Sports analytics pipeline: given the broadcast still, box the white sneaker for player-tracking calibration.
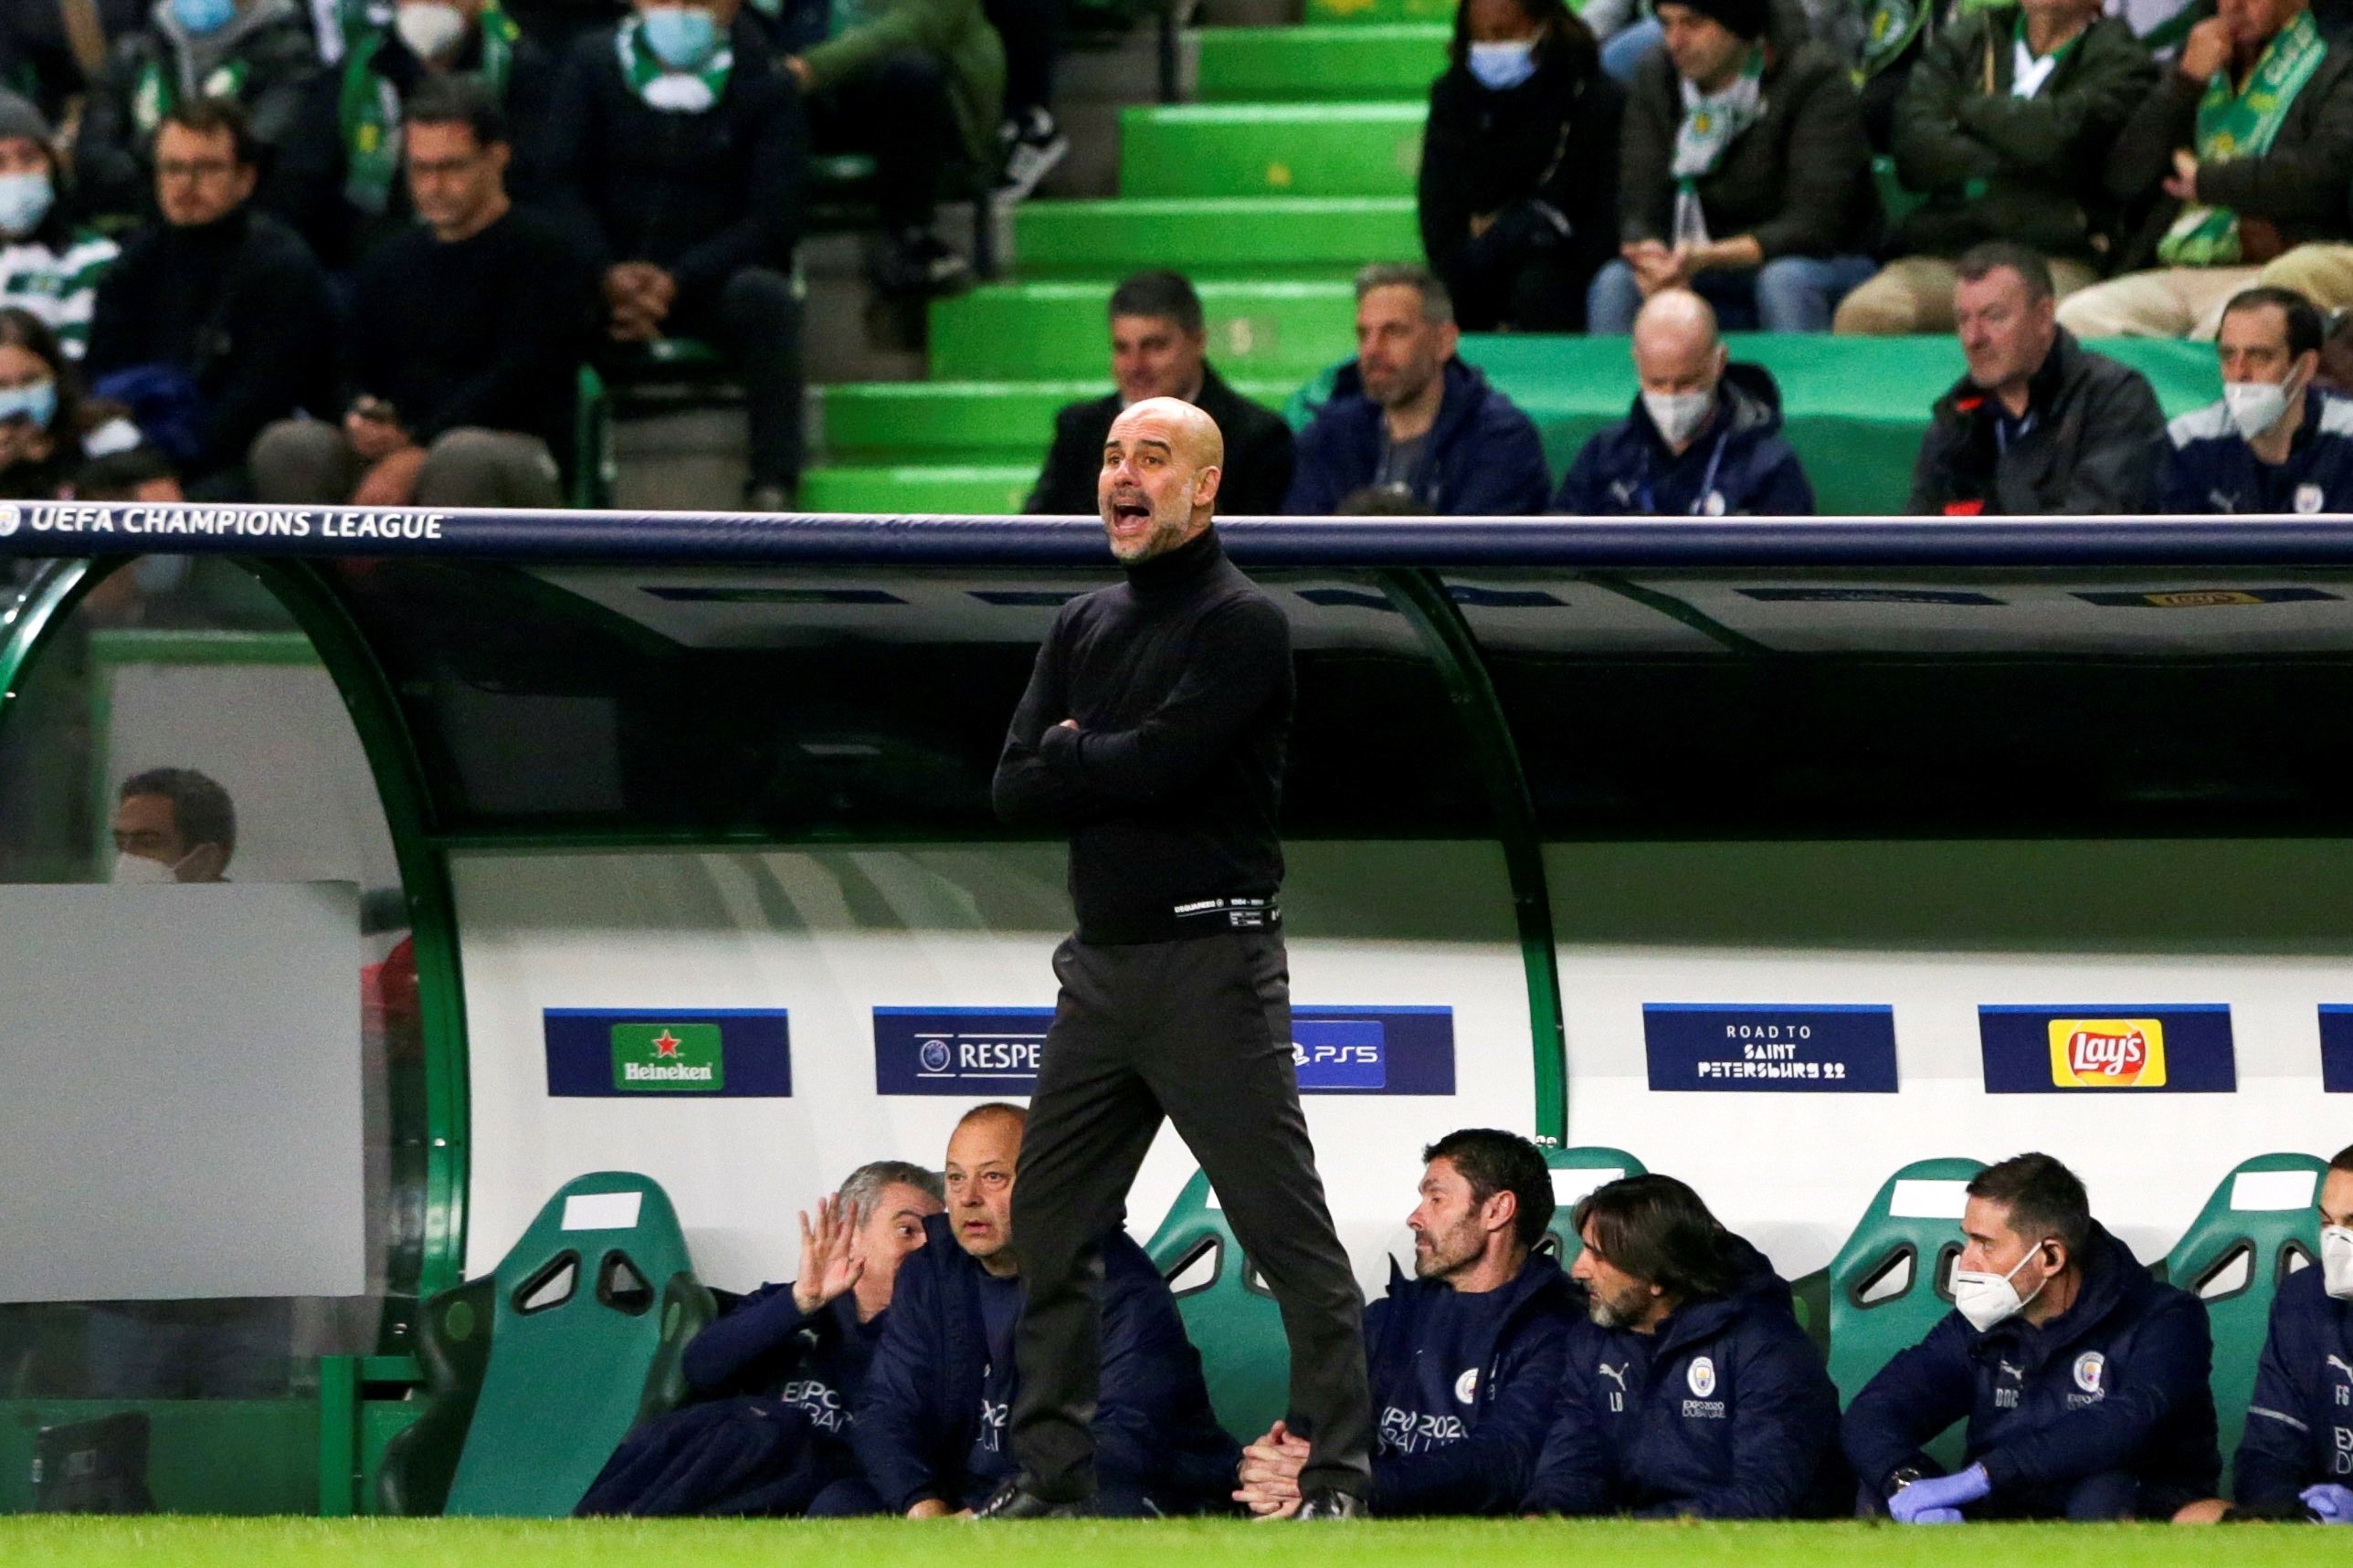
[996,109,1069,203]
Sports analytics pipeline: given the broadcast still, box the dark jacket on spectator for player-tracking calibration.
[1891,11,2157,263]
[1285,357,1551,516]
[1364,1251,1575,1516]
[2234,1257,2353,1507]
[345,205,586,474]
[1523,1234,1848,1518]
[1841,1222,2219,1519]
[2161,387,2353,512]
[1418,29,1622,328]
[1028,363,1295,516]
[2105,36,2353,273]
[542,17,808,301]
[852,1215,1238,1515]
[85,203,333,487]
[1907,327,2166,514]
[798,0,1004,171]
[76,0,326,225]
[577,1284,882,1516]
[1619,23,1878,259]
[1554,363,1814,515]
[0,0,147,121]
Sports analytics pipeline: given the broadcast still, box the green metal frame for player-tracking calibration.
[1377,569,1568,1145]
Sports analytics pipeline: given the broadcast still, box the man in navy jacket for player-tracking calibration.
[1283,264,1550,516]
[2162,289,2353,516]
[1523,1173,1846,1518]
[841,1102,1239,1518]
[577,1161,944,1516]
[1554,289,1813,517]
[1843,1152,2219,1521]
[1234,1129,1575,1517]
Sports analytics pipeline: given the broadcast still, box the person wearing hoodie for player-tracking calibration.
[1284,263,1551,516]
[1234,1129,1575,1518]
[1843,1152,2220,1522]
[1417,0,1622,332]
[1554,288,1811,515]
[75,0,328,225]
[1522,1173,1848,1519]
[836,1103,1240,1519]
[575,1162,945,1516]
[0,91,119,363]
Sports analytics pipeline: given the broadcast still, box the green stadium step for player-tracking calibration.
[1014,197,1419,279]
[1196,24,1447,102]
[820,378,1298,462]
[800,463,1040,514]
[1303,0,1455,23]
[1121,103,1425,199]
[930,279,1357,382]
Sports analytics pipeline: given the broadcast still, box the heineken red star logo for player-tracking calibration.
[651,1030,683,1058]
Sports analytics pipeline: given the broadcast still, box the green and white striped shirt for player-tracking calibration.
[0,231,121,362]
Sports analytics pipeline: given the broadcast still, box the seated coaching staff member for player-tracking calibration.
[1842,1152,2219,1522]
[1522,1173,1846,1519]
[989,397,1373,1518]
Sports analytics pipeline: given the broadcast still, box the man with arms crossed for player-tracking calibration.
[987,396,1372,1517]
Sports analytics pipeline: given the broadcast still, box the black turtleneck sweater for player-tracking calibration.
[991,527,1294,945]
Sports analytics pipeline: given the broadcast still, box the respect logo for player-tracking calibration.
[2046,1018,2167,1088]
[612,1023,724,1091]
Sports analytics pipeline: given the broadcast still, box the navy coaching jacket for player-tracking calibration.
[2160,389,2353,515]
[1522,1235,1847,1518]
[1283,357,1552,516]
[2235,1262,2353,1506]
[1841,1222,2219,1514]
[850,1214,1238,1514]
[1553,364,1816,517]
[1364,1249,1575,1514]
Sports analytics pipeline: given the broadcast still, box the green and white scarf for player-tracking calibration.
[2159,9,2327,266]
[1858,0,1928,79]
[340,3,519,216]
[133,58,248,139]
[2010,12,2081,98]
[616,17,734,115]
[1671,48,1763,248]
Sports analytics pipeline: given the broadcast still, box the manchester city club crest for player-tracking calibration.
[1687,1355,1716,1397]
[1454,1368,1479,1405]
[2073,1351,2105,1394]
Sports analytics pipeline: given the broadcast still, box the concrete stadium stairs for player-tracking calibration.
[801,9,1447,514]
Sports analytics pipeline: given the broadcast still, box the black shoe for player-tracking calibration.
[972,1478,1090,1520]
[874,228,974,299]
[1293,1490,1367,1521]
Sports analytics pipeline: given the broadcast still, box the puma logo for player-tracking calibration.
[1598,1363,1629,1393]
[2328,1355,2353,1382]
[1609,481,1637,506]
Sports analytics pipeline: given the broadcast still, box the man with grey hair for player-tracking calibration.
[575,1160,945,1516]
[1283,262,1550,515]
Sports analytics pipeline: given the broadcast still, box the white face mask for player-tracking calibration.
[2323,1225,2353,1300]
[2223,377,2295,441]
[395,0,470,59]
[1468,38,1539,91]
[111,850,186,885]
[1642,387,1715,448]
[1952,1239,2052,1333]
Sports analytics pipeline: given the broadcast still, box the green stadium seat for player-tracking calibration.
[1538,1145,1648,1266]
[1146,1168,1289,1442]
[1014,197,1419,279]
[376,1173,714,1517]
[930,279,1356,383]
[1823,1157,1983,1467]
[818,378,1297,463]
[1196,25,1447,103]
[799,463,1039,514]
[572,364,614,510]
[2162,1153,2328,1494]
[1119,104,1425,199]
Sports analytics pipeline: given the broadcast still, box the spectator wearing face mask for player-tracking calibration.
[2160,286,2353,513]
[0,91,119,363]
[1842,1152,2219,1522]
[75,0,328,226]
[0,307,84,500]
[1419,0,1621,332]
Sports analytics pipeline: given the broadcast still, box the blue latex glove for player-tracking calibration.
[1891,1464,1991,1524]
[2303,1483,2353,1523]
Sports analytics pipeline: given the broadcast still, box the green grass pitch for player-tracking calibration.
[0,1518,2342,1567]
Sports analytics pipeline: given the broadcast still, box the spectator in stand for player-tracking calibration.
[1419,0,1622,331]
[0,92,120,363]
[2159,286,2353,510]
[1286,264,1550,516]
[86,99,335,500]
[544,0,808,509]
[309,0,558,268]
[1027,269,1293,517]
[2059,0,2353,339]
[0,308,85,500]
[250,78,582,508]
[1833,0,2154,334]
[780,0,1001,296]
[1590,0,1880,334]
[0,1,148,122]
[1852,0,1951,151]
[76,0,327,225]
[1556,289,1812,516]
[1908,241,2165,513]
[986,0,1065,202]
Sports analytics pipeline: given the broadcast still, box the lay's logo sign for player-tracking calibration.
[2047,1019,2167,1088]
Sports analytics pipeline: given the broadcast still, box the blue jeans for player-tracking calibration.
[1587,253,1878,334]
[1601,17,1661,80]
